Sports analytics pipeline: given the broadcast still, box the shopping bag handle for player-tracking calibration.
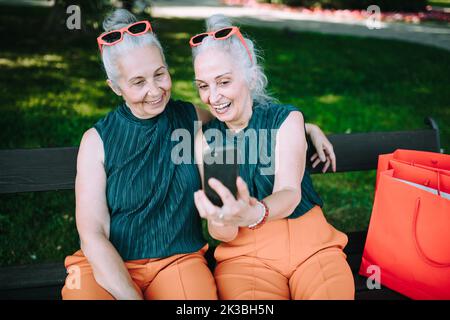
[393,158,449,176]
[413,198,450,268]
[392,159,443,196]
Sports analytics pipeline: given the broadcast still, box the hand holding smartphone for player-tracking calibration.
[203,146,239,207]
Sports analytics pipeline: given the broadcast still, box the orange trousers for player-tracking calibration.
[61,244,218,300]
[214,206,355,300]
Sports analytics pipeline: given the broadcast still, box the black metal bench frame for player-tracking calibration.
[0,118,442,300]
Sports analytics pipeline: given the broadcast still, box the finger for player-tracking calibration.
[323,144,336,172]
[330,153,337,172]
[312,158,321,168]
[194,192,208,219]
[249,196,258,206]
[217,205,231,221]
[310,153,318,162]
[210,219,226,228]
[322,159,331,173]
[316,147,326,162]
[197,190,219,217]
[236,176,250,203]
[208,178,236,206]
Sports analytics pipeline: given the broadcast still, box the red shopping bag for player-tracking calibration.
[359,160,450,300]
[376,149,450,190]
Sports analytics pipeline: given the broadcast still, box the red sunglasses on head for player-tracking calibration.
[97,20,153,53]
[189,26,253,63]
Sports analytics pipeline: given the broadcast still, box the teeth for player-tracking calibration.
[147,96,162,105]
[213,102,231,115]
[213,102,230,110]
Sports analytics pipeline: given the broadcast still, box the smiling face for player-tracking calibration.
[194,48,253,130]
[109,45,172,119]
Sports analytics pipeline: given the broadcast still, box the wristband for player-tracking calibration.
[248,200,269,230]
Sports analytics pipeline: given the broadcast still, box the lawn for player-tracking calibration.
[428,0,450,7]
[0,5,449,266]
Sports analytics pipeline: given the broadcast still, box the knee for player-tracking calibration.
[291,251,355,300]
[311,271,355,300]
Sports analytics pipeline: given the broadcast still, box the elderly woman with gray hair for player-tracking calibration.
[61,9,336,300]
[192,15,355,300]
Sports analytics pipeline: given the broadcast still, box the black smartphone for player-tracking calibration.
[203,145,239,207]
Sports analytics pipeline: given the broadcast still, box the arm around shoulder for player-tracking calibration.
[259,111,306,222]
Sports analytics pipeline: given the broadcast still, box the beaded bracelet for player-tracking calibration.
[248,200,269,230]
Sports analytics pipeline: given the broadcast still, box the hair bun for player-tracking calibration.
[102,9,138,32]
[206,14,232,32]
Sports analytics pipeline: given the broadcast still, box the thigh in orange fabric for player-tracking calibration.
[289,207,348,253]
[62,250,144,300]
[215,256,290,300]
[61,251,115,300]
[289,249,354,300]
[144,252,217,300]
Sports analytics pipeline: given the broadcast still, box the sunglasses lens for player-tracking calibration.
[215,28,233,39]
[192,34,208,45]
[102,31,121,43]
[128,22,148,34]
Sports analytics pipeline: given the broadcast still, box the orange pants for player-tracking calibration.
[61,244,218,300]
[214,206,355,300]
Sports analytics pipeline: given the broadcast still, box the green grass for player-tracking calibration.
[428,0,450,7]
[0,6,449,266]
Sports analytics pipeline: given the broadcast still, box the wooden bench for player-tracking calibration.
[0,117,442,300]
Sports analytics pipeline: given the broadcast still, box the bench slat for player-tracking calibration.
[0,127,440,194]
[0,286,62,300]
[0,262,66,291]
[353,275,408,300]
[307,129,440,174]
[344,231,367,255]
[0,147,78,194]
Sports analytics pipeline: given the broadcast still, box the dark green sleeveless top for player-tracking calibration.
[94,99,205,260]
[202,102,323,219]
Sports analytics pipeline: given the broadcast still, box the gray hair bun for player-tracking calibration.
[103,9,138,32]
[206,14,233,32]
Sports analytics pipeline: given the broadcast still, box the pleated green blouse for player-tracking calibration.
[202,102,323,219]
[94,99,205,260]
